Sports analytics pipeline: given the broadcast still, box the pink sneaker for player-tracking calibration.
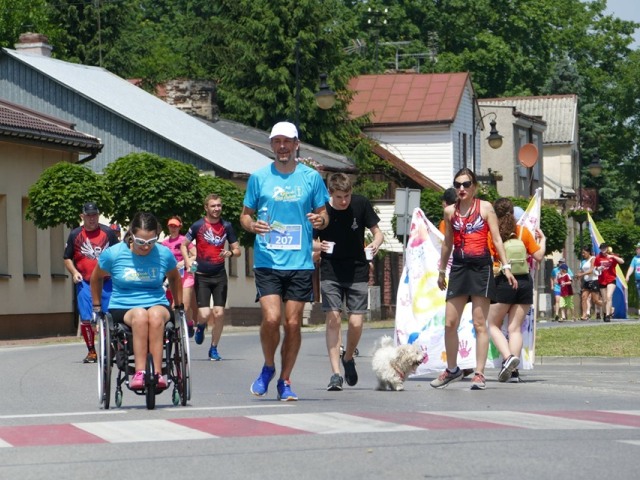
[156,374,167,390]
[130,370,145,389]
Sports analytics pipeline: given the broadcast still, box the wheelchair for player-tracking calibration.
[96,309,191,410]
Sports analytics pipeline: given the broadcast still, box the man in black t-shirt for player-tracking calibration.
[313,173,384,391]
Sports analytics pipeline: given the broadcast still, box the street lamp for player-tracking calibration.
[472,108,503,171]
[486,118,504,149]
[314,73,336,110]
[577,152,602,251]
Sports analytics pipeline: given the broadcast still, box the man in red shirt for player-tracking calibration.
[181,194,241,361]
[63,202,119,362]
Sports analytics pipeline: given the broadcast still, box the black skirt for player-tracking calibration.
[446,256,496,302]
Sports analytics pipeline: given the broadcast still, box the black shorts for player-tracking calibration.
[494,273,533,305]
[582,279,600,292]
[254,268,313,302]
[109,305,173,324]
[194,270,228,308]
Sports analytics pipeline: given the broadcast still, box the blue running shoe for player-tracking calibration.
[276,379,298,401]
[250,365,275,396]
[208,345,222,361]
[194,323,205,345]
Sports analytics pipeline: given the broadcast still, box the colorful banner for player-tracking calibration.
[587,213,628,318]
[395,190,541,375]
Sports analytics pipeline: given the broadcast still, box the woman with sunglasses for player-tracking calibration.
[91,212,183,390]
[431,168,517,391]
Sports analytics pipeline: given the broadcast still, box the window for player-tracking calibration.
[50,224,67,277]
[0,195,8,276]
[22,197,39,277]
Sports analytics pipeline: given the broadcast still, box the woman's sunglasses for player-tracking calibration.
[132,235,158,246]
[453,180,473,189]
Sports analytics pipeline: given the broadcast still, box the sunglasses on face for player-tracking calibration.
[453,180,473,189]
[132,235,158,246]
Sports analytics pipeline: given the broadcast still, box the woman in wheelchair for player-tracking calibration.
[91,211,182,390]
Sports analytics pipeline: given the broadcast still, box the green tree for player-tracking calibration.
[103,152,201,227]
[0,0,53,48]
[26,162,113,228]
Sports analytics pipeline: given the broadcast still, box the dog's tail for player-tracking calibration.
[373,335,395,353]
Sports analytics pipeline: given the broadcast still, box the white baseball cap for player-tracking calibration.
[269,121,298,139]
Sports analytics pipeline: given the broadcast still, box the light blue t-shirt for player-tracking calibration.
[630,255,640,281]
[98,242,177,309]
[244,162,329,270]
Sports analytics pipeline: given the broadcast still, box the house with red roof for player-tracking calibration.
[349,72,485,189]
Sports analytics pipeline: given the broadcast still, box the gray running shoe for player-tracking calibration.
[327,373,343,391]
[430,367,463,388]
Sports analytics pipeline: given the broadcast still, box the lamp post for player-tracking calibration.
[366,6,388,71]
[577,152,603,252]
[472,108,503,172]
[294,39,337,156]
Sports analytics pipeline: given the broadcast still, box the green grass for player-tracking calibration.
[536,324,640,357]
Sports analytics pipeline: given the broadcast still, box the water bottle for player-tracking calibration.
[257,207,270,244]
[190,261,198,274]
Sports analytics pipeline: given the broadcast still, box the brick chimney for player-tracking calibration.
[15,32,53,57]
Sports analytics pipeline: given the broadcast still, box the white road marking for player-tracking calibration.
[431,411,634,430]
[249,412,423,434]
[73,419,215,443]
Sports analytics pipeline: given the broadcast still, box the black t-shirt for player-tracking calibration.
[314,194,380,282]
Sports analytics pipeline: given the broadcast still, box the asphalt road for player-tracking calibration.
[1,324,639,479]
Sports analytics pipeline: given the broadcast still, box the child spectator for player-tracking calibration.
[557,264,574,321]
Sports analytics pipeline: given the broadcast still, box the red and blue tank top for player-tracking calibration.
[451,198,491,260]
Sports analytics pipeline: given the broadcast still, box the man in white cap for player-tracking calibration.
[240,121,329,401]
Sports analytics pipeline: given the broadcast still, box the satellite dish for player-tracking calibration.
[518,143,538,168]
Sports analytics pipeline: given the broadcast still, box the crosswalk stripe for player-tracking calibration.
[248,412,424,434]
[432,411,634,430]
[0,409,638,448]
[73,419,216,443]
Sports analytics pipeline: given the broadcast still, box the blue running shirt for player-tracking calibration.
[244,162,329,270]
[98,242,177,309]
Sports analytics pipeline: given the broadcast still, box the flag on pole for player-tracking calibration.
[587,213,628,318]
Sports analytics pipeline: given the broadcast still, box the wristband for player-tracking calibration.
[501,264,512,271]
[438,269,446,275]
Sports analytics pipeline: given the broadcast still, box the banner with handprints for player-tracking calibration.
[395,193,541,375]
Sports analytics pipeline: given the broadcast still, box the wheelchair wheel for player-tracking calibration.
[145,353,156,410]
[97,314,112,410]
[175,311,191,405]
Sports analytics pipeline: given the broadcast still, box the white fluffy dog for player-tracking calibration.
[372,336,425,391]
